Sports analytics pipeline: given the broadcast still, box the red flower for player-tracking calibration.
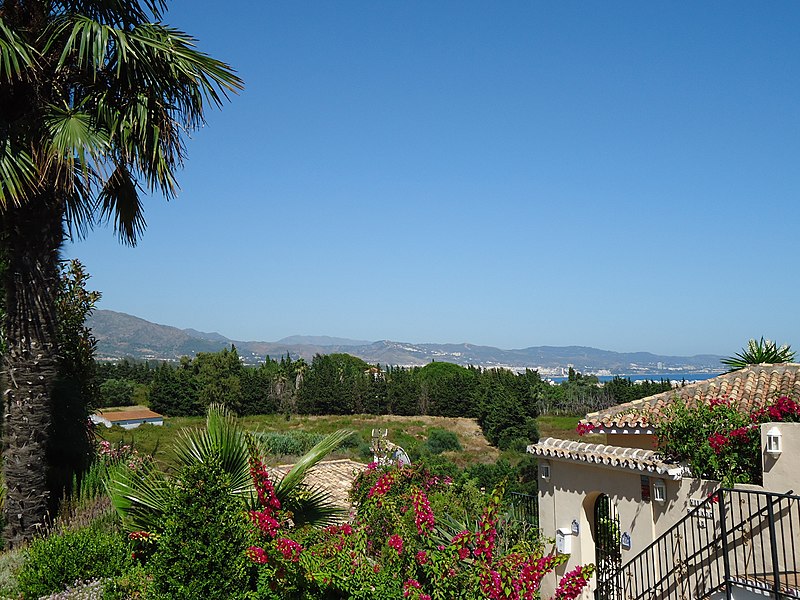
[388,534,404,554]
[708,433,728,453]
[246,545,269,565]
[275,537,303,562]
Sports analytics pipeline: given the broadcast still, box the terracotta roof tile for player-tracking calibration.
[528,437,686,479]
[271,459,367,512]
[94,408,164,421]
[583,363,800,430]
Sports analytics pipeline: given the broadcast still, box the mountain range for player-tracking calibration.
[87,309,725,375]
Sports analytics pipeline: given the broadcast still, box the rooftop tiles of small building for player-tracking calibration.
[582,363,800,430]
[528,437,686,479]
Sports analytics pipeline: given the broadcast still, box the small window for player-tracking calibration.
[540,462,551,480]
[653,479,667,503]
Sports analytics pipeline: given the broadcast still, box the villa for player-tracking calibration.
[528,363,800,599]
[91,407,165,430]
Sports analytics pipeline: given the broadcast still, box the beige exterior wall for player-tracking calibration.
[537,458,717,598]
[761,422,800,493]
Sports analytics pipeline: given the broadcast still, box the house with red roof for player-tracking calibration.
[91,407,165,430]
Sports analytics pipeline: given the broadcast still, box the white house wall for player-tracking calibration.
[537,459,717,598]
[761,422,800,494]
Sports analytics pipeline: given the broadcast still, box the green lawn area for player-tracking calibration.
[95,411,504,470]
[95,410,591,471]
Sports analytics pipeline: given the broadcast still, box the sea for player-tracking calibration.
[547,372,723,384]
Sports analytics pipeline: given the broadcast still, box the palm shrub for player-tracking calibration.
[109,404,351,532]
[721,338,796,371]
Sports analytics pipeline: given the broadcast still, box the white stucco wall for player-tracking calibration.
[537,458,718,598]
[761,422,800,494]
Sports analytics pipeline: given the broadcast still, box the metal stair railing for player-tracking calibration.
[616,488,799,600]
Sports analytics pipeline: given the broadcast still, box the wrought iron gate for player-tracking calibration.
[594,494,622,600]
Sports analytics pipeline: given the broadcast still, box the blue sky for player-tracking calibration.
[65,1,800,356]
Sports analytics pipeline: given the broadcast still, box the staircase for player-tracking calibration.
[614,489,800,600]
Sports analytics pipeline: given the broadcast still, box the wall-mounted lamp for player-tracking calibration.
[766,426,782,458]
[653,479,666,503]
[540,461,551,481]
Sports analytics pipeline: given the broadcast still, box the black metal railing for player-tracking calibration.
[617,488,800,600]
[508,491,539,526]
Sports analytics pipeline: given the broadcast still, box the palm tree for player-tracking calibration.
[109,405,352,533]
[721,338,796,372]
[0,1,242,546]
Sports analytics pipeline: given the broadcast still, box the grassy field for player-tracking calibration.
[96,409,586,471]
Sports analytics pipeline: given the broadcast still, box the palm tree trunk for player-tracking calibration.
[1,196,63,548]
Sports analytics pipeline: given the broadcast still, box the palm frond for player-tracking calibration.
[0,18,37,81]
[284,484,345,528]
[126,23,243,109]
[43,104,109,179]
[721,337,796,371]
[52,0,167,30]
[106,462,171,532]
[0,139,38,208]
[172,404,253,497]
[96,164,146,245]
[275,429,354,502]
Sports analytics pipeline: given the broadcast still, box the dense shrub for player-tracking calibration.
[257,430,324,456]
[147,455,252,599]
[16,522,130,598]
[424,428,463,454]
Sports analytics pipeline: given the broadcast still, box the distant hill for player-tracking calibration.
[87,309,724,374]
[276,335,372,347]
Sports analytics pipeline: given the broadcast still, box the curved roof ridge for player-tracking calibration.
[527,437,683,479]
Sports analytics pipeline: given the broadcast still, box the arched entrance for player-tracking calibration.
[593,494,622,600]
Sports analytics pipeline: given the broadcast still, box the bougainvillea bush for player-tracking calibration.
[98,438,593,599]
[242,459,593,600]
[654,395,799,486]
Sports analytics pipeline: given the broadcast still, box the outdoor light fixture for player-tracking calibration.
[540,461,551,481]
[766,426,782,458]
[653,479,666,503]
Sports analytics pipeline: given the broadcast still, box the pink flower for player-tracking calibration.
[368,472,396,498]
[388,534,404,554]
[416,550,428,565]
[246,545,268,565]
[411,488,435,535]
[403,578,421,597]
[709,397,729,408]
[275,537,302,562]
[249,510,280,537]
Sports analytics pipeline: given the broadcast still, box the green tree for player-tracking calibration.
[49,259,102,511]
[148,455,251,600]
[0,0,241,545]
[149,361,200,416]
[98,378,136,407]
[416,361,478,417]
